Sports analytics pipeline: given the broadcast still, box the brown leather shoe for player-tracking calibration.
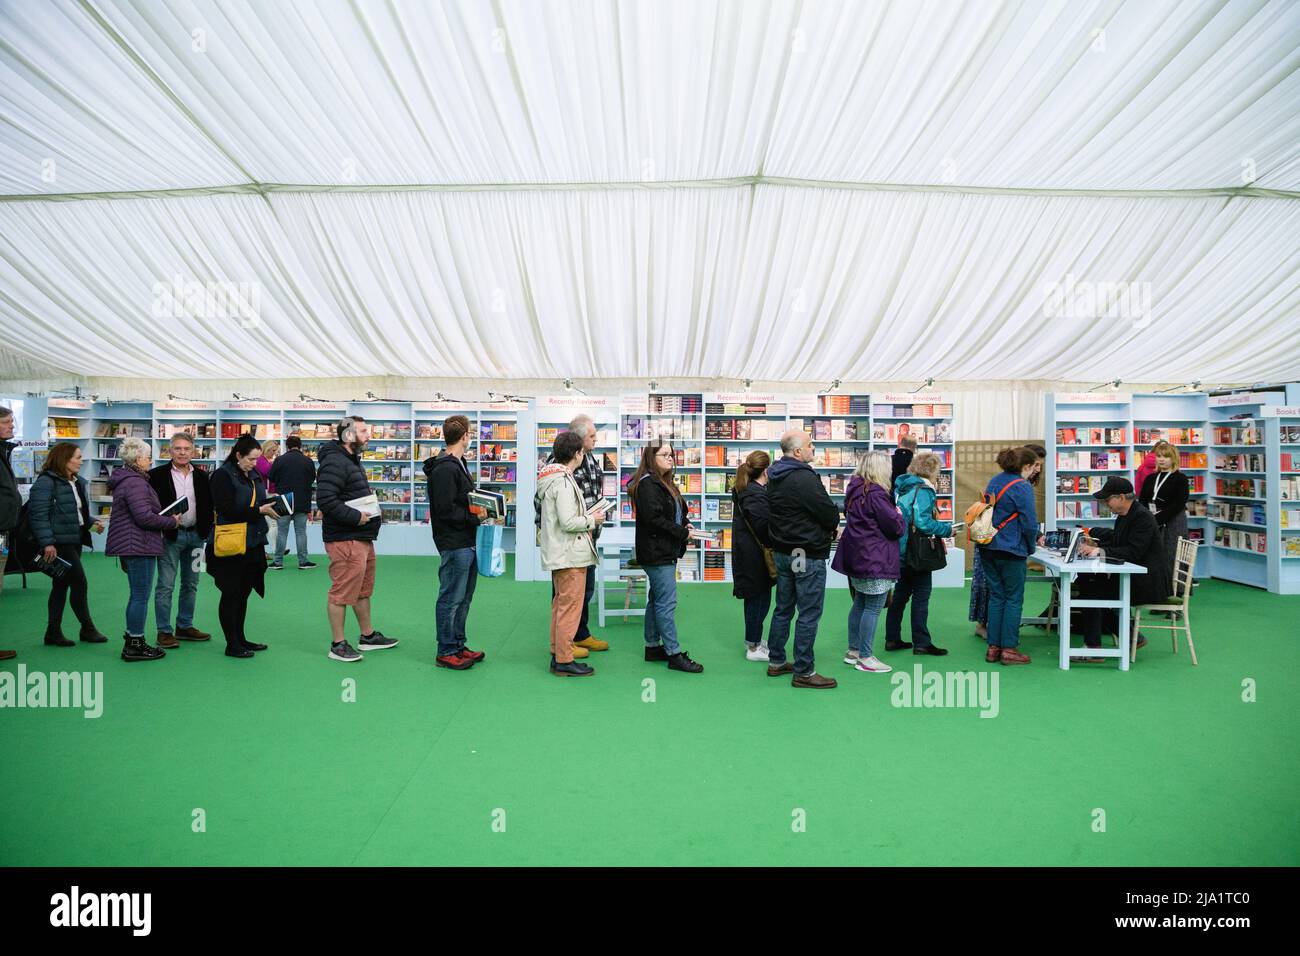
[0,649,15,660]
[157,632,181,649]
[985,645,1002,663]
[766,661,793,677]
[175,627,211,642]
[792,672,837,689]
[1000,647,1031,665]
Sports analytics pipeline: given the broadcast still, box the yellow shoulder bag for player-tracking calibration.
[213,475,256,558]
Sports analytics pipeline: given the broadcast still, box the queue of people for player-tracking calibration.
[0,406,1181,677]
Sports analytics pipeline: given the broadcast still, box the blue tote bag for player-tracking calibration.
[476,523,506,577]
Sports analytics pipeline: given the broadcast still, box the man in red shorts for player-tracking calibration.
[316,415,397,661]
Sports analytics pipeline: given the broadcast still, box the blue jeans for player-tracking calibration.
[156,529,203,633]
[767,552,826,676]
[274,512,310,565]
[885,566,933,648]
[642,563,681,656]
[435,547,478,657]
[982,549,1027,649]
[121,556,157,637]
[743,590,772,646]
[848,587,888,657]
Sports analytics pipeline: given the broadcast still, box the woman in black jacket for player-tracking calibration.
[29,443,107,646]
[206,435,280,658]
[731,450,773,662]
[629,441,702,673]
[1139,441,1190,587]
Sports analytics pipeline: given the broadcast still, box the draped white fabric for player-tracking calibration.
[0,0,1298,403]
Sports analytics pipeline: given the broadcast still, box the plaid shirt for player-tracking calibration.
[535,450,603,540]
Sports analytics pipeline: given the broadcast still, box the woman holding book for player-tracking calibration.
[105,437,182,661]
[256,439,280,562]
[630,440,703,673]
[206,434,280,658]
[537,430,604,677]
[1139,441,1189,585]
[731,450,773,661]
[832,450,904,673]
[28,442,107,647]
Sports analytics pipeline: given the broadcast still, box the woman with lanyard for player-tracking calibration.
[1138,440,1189,591]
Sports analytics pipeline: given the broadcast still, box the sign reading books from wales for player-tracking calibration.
[156,400,213,410]
[47,400,92,410]
[1260,407,1300,418]
[225,401,280,411]
[287,402,344,411]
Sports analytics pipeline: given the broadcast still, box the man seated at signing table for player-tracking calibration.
[1074,476,1172,663]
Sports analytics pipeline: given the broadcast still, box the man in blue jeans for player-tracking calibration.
[765,430,841,688]
[148,433,213,647]
[424,414,488,670]
[268,434,318,569]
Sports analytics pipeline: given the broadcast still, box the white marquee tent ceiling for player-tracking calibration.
[0,0,1298,385]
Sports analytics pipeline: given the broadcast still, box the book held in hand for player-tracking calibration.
[468,489,506,521]
[159,495,189,517]
[269,491,294,517]
[345,494,382,517]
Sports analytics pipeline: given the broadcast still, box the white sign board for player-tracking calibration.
[881,392,952,404]
[1056,392,1129,404]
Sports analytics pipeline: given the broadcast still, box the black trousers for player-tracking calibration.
[215,560,262,649]
[1077,573,1120,648]
[47,543,92,634]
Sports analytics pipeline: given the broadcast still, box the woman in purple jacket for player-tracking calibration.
[105,437,181,661]
[831,451,905,674]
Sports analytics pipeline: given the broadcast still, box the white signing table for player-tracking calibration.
[1031,549,1147,671]
[595,527,647,628]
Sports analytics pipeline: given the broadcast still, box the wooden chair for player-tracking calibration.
[1132,538,1199,665]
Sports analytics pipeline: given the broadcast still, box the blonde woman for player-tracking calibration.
[1139,440,1189,585]
[831,451,904,673]
[885,451,954,655]
[256,439,280,559]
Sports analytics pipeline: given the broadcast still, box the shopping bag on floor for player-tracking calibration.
[476,523,505,577]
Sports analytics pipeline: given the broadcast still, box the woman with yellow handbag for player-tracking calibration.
[206,434,281,658]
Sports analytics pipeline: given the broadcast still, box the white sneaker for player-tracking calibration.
[854,656,892,673]
[745,643,770,662]
[843,650,861,666]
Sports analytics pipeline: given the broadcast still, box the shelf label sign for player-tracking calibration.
[705,392,782,404]
[1261,406,1300,417]
[413,401,476,412]
[287,402,344,411]
[482,401,526,412]
[225,401,280,411]
[619,394,649,415]
[157,400,213,410]
[1057,392,1129,403]
[1210,392,1270,408]
[540,395,614,413]
[881,393,951,404]
[47,400,91,410]
[787,395,818,416]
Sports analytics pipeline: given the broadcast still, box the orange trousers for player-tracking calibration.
[550,567,588,663]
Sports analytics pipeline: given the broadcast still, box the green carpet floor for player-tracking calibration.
[1,553,1296,867]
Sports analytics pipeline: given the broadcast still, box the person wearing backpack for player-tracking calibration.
[886,452,954,655]
[977,447,1042,665]
[731,450,774,662]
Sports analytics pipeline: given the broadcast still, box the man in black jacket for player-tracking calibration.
[148,432,213,647]
[890,435,916,502]
[765,429,841,689]
[317,416,395,662]
[0,405,21,659]
[1076,476,1170,660]
[268,434,318,569]
[424,414,487,670]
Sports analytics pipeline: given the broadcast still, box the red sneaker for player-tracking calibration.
[458,647,486,663]
[436,653,474,670]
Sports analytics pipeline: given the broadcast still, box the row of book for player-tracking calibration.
[1215,478,1265,499]
[872,423,953,443]
[1283,425,1300,443]
[1135,427,1204,445]
[622,417,702,440]
[477,444,518,462]
[49,418,82,438]
[375,487,412,504]
[1212,425,1260,446]
[1178,452,1208,468]
[1057,427,1127,445]
[873,403,953,418]
[705,473,736,494]
[703,499,736,522]
[1286,537,1300,557]
[820,395,871,415]
[364,465,412,482]
[1057,451,1127,470]
[1283,453,1298,471]
[648,395,703,414]
[95,422,151,438]
[1213,527,1266,553]
[704,403,786,416]
[158,443,214,460]
[705,418,786,440]
[1282,477,1300,500]
[360,445,416,460]
[1056,501,1114,519]
[480,465,517,483]
[1209,501,1265,526]
[94,440,147,458]
[620,445,703,467]
[479,422,517,441]
[705,446,777,467]
[158,422,219,439]
[537,427,619,447]
[1214,453,1265,472]
[219,422,282,439]
[703,550,728,581]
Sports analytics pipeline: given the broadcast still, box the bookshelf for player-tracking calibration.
[1045,392,1132,532]
[1265,407,1300,593]
[1130,393,1209,554]
[701,392,792,583]
[475,403,522,533]
[869,392,962,588]
[153,400,219,473]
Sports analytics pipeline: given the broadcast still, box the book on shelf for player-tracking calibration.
[936,472,953,495]
[718,500,734,521]
[1281,476,1300,501]
[1213,526,1266,552]
[1212,425,1260,446]
[50,418,81,438]
[1136,427,1204,445]
[1215,477,1265,498]
[934,499,953,521]
[1284,425,1300,443]
[1213,453,1265,472]
[1209,501,1265,525]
